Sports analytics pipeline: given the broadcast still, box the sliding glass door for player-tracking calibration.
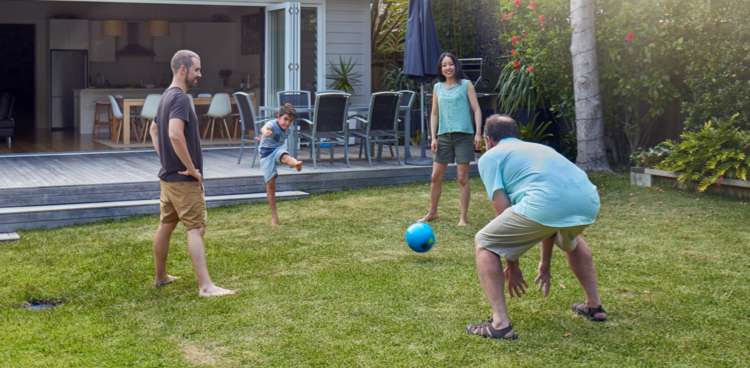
[265,2,320,107]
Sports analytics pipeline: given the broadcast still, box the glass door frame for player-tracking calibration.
[264,2,325,107]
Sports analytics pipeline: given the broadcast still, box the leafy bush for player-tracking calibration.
[380,62,421,108]
[432,0,480,58]
[656,114,750,191]
[495,0,574,122]
[517,112,553,145]
[681,0,750,131]
[560,129,577,162]
[596,0,687,157]
[629,143,673,168]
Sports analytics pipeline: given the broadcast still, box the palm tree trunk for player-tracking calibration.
[570,0,612,173]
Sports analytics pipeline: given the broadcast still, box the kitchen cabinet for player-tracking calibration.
[89,21,116,62]
[49,19,89,50]
[153,23,182,62]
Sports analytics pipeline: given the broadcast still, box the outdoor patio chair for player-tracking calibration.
[350,92,403,166]
[233,92,273,167]
[140,94,162,144]
[276,90,312,125]
[315,90,345,97]
[296,92,351,169]
[0,92,15,149]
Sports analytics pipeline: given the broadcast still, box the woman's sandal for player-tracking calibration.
[572,303,607,322]
[466,317,518,340]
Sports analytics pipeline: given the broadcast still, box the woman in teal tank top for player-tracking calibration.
[418,53,483,226]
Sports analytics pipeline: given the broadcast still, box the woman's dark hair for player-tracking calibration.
[484,114,519,142]
[436,52,463,82]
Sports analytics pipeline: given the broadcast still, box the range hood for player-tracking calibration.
[117,22,155,57]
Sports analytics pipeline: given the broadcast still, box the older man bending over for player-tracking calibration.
[467,114,606,340]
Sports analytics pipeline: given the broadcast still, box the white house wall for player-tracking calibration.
[325,0,371,105]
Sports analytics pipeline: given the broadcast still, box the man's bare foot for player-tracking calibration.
[271,214,279,226]
[199,285,237,297]
[417,213,439,222]
[458,218,468,227]
[154,275,181,286]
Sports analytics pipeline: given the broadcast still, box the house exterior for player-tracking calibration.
[0,0,371,143]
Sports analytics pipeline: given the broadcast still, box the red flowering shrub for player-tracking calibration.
[495,0,573,121]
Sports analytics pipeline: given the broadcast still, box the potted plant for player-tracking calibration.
[326,56,362,94]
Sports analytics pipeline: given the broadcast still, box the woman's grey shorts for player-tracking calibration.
[475,208,590,261]
[434,132,475,164]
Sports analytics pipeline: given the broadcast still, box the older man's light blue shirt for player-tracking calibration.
[478,137,600,227]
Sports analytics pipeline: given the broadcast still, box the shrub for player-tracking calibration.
[656,114,750,191]
[629,143,673,168]
[495,0,574,122]
[681,0,750,131]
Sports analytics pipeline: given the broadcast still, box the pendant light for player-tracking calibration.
[148,20,170,37]
[101,20,123,36]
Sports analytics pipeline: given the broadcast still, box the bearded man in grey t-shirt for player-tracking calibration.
[148,50,235,297]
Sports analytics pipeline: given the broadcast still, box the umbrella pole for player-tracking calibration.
[405,83,433,165]
[420,83,426,157]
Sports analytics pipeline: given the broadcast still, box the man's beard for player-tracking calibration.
[184,75,198,88]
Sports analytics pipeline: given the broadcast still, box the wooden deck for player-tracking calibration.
[0,145,478,232]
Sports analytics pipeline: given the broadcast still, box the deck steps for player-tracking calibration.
[0,147,476,233]
[0,191,309,232]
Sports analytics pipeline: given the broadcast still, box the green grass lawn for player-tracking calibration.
[1,173,749,367]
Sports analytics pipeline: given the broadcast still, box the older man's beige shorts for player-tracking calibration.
[160,180,207,230]
[475,208,589,261]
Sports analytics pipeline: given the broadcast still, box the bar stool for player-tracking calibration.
[93,100,114,139]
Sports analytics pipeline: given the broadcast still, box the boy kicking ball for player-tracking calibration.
[258,103,303,226]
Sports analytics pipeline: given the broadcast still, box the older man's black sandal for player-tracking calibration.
[466,317,518,340]
[572,303,607,322]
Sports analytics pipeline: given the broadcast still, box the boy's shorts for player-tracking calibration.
[260,145,289,183]
[434,132,475,164]
[475,208,590,261]
[160,180,207,230]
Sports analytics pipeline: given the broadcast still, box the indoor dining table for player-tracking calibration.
[120,96,247,145]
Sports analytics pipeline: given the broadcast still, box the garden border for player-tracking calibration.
[630,167,750,198]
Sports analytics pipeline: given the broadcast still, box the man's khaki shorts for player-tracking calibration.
[434,132,475,164]
[475,208,589,261]
[160,180,207,230]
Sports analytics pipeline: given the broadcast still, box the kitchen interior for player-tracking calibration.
[0,0,268,153]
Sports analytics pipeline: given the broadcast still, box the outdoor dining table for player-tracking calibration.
[120,97,237,145]
[258,105,412,159]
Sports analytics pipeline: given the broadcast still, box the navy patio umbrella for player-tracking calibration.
[403,0,442,165]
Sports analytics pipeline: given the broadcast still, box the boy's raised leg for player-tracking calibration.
[280,153,302,171]
[267,176,279,226]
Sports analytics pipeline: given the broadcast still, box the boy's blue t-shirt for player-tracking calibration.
[259,119,291,158]
[478,137,600,227]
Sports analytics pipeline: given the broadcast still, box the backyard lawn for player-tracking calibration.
[1,173,748,367]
